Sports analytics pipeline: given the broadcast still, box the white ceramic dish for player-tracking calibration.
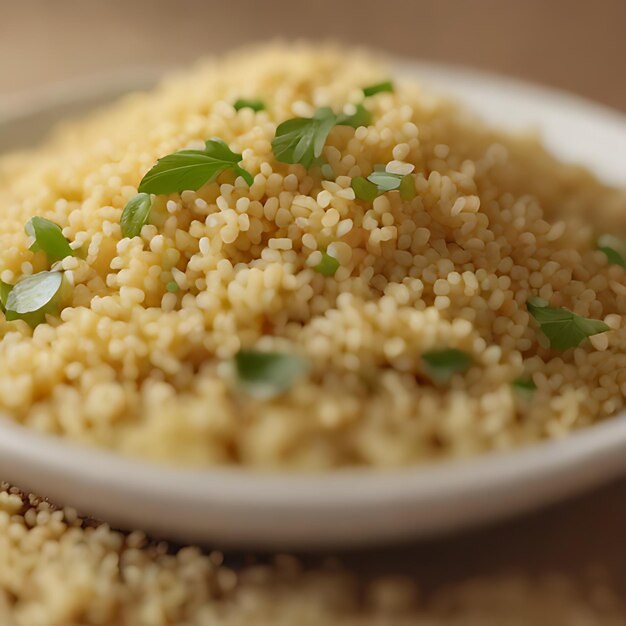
[0,61,624,549]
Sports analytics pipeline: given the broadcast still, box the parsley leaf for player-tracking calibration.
[422,348,473,383]
[25,217,74,263]
[512,376,537,394]
[234,349,309,399]
[398,174,417,201]
[138,138,253,194]
[362,81,394,97]
[233,98,266,112]
[4,271,63,327]
[597,234,626,268]
[272,103,374,168]
[336,103,372,128]
[120,193,152,239]
[0,281,11,313]
[352,169,416,201]
[526,297,609,351]
[272,107,337,168]
[314,251,340,276]
[367,171,406,191]
[351,176,379,201]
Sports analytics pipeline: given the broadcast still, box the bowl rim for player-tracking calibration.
[0,408,625,508]
[0,58,625,544]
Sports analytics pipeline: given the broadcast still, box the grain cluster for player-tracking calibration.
[0,44,625,467]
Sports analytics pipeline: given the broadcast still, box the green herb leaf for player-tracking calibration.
[165,280,179,293]
[4,271,63,327]
[512,376,537,393]
[120,193,152,239]
[233,98,266,112]
[526,297,609,351]
[367,171,404,191]
[336,103,372,128]
[362,80,394,97]
[597,234,626,268]
[272,104,373,167]
[351,176,380,201]
[234,349,309,399]
[422,348,473,383]
[272,108,337,167]
[398,173,417,201]
[138,138,254,194]
[314,251,340,276]
[0,281,12,313]
[25,217,74,263]
[352,168,415,201]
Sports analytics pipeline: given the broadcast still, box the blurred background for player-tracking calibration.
[3,0,626,112]
[2,0,626,621]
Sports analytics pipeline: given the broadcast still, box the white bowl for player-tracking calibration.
[0,61,624,549]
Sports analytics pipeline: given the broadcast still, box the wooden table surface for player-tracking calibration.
[2,0,626,600]
[2,0,625,112]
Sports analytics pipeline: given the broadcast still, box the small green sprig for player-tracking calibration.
[25,217,74,263]
[597,234,626,268]
[270,78,398,168]
[352,168,416,202]
[234,349,309,399]
[422,348,473,383]
[272,103,373,168]
[233,98,266,112]
[336,103,372,128]
[351,176,380,201]
[362,80,394,97]
[526,297,609,351]
[138,138,253,195]
[0,281,11,313]
[120,193,152,239]
[272,107,338,168]
[3,271,64,327]
[512,376,537,394]
[313,251,340,276]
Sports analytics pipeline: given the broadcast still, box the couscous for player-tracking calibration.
[0,482,624,626]
[0,44,625,468]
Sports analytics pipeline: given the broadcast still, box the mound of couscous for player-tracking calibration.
[1,482,624,625]
[0,44,625,468]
